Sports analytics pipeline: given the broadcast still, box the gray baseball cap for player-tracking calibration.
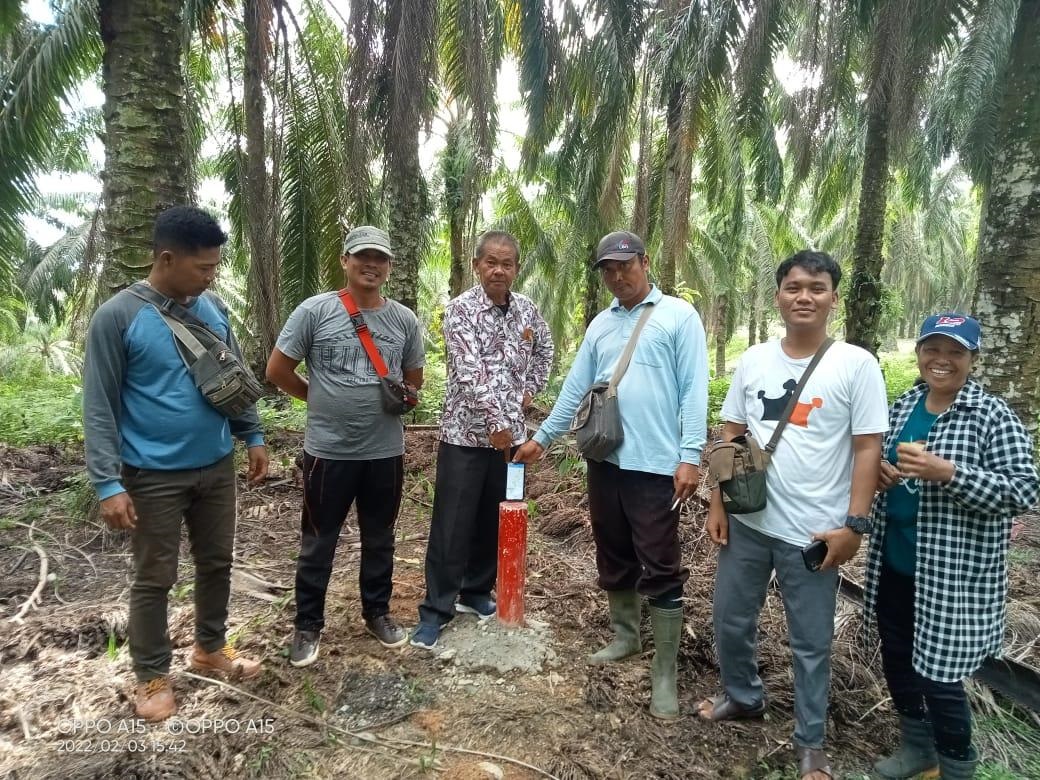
[594,230,645,267]
[342,226,394,258]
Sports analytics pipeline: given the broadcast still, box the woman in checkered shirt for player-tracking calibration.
[865,313,1039,780]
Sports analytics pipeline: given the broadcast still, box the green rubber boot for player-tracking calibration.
[648,605,682,720]
[874,716,939,779]
[589,590,642,664]
[937,747,979,780]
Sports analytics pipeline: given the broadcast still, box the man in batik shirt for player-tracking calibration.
[410,231,553,650]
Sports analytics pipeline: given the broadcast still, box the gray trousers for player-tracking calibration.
[124,453,237,682]
[714,517,838,748]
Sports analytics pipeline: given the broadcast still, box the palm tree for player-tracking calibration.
[241,0,280,371]
[786,0,974,355]
[437,0,505,297]
[98,0,194,290]
[381,0,438,313]
[972,0,1040,437]
[0,0,101,282]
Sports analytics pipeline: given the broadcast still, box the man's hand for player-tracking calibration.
[513,440,545,464]
[706,499,728,545]
[812,526,862,570]
[877,460,903,492]
[672,463,700,505]
[896,443,955,483]
[489,428,514,451]
[246,445,269,486]
[101,492,137,530]
[522,391,533,410]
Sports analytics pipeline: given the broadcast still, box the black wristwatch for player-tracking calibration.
[844,514,873,535]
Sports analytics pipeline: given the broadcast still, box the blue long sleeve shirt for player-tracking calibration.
[83,288,264,500]
[533,285,708,474]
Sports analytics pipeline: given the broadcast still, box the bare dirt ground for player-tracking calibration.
[1,432,1038,780]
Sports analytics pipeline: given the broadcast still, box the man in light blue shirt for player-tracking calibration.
[515,230,708,720]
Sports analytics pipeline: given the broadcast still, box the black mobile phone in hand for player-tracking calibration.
[801,539,828,572]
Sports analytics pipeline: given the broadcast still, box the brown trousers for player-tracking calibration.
[123,453,236,682]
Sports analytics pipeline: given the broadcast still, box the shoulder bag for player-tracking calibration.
[126,283,264,419]
[569,303,656,462]
[338,290,418,415]
[708,338,834,513]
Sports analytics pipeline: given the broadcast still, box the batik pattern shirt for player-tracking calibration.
[864,379,1039,682]
[439,285,554,448]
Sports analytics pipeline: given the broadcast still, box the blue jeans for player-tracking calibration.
[714,518,838,748]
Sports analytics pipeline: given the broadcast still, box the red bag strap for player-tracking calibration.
[338,289,389,377]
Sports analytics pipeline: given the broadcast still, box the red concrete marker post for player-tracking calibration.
[496,500,529,627]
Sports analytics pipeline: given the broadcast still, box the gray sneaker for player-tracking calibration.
[365,614,408,648]
[290,629,320,667]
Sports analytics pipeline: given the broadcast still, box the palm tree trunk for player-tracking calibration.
[448,210,468,298]
[747,275,758,347]
[714,294,727,376]
[845,101,890,357]
[973,0,1040,438]
[759,310,768,343]
[243,0,280,371]
[99,0,191,292]
[583,250,600,327]
[631,63,652,240]
[383,0,436,313]
[659,82,695,295]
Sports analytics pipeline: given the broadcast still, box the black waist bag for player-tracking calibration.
[127,285,264,418]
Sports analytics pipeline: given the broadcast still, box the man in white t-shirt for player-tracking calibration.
[700,251,887,780]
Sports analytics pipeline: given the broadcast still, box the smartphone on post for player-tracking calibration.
[801,539,828,572]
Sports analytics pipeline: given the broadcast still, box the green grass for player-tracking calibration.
[0,374,83,445]
[880,351,921,403]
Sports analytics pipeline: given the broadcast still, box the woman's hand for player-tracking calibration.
[896,443,956,483]
[877,460,903,492]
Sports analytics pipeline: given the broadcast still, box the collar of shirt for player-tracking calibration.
[473,285,513,312]
[609,284,662,313]
[901,377,985,412]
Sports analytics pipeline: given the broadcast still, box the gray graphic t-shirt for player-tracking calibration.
[276,292,425,460]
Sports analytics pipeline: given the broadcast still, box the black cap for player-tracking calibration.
[594,230,645,268]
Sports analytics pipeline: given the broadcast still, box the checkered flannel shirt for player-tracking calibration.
[864,379,1039,682]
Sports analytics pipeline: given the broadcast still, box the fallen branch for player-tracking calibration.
[8,544,48,623]
[182,672,561,779]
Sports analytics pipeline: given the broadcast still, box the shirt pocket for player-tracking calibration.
[632,324,671,369]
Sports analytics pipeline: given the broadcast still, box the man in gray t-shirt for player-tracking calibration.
[267,226,425,666]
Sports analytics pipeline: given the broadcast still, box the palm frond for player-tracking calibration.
[0,0,101,269]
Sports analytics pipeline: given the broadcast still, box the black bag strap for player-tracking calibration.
[125,282,224,342]
[764,337,834,454]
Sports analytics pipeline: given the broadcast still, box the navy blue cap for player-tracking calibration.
[917,313,981,351]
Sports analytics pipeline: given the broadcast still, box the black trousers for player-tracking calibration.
[418,442,508,626]
[586,459,688,601]
[294,452,404,630]
[877,563,973,759]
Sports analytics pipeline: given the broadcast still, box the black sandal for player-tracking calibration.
[696,694,767,721]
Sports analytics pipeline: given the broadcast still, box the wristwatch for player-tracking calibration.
[844,514,873,535]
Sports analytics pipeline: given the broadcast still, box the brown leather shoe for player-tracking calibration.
[135,677,177,722]
[189,643,262,680]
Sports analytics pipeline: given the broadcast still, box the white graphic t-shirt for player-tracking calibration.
[721,339,889,546]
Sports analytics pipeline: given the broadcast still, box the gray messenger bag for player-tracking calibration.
[570,303,656,462]
[127,283,264,419]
